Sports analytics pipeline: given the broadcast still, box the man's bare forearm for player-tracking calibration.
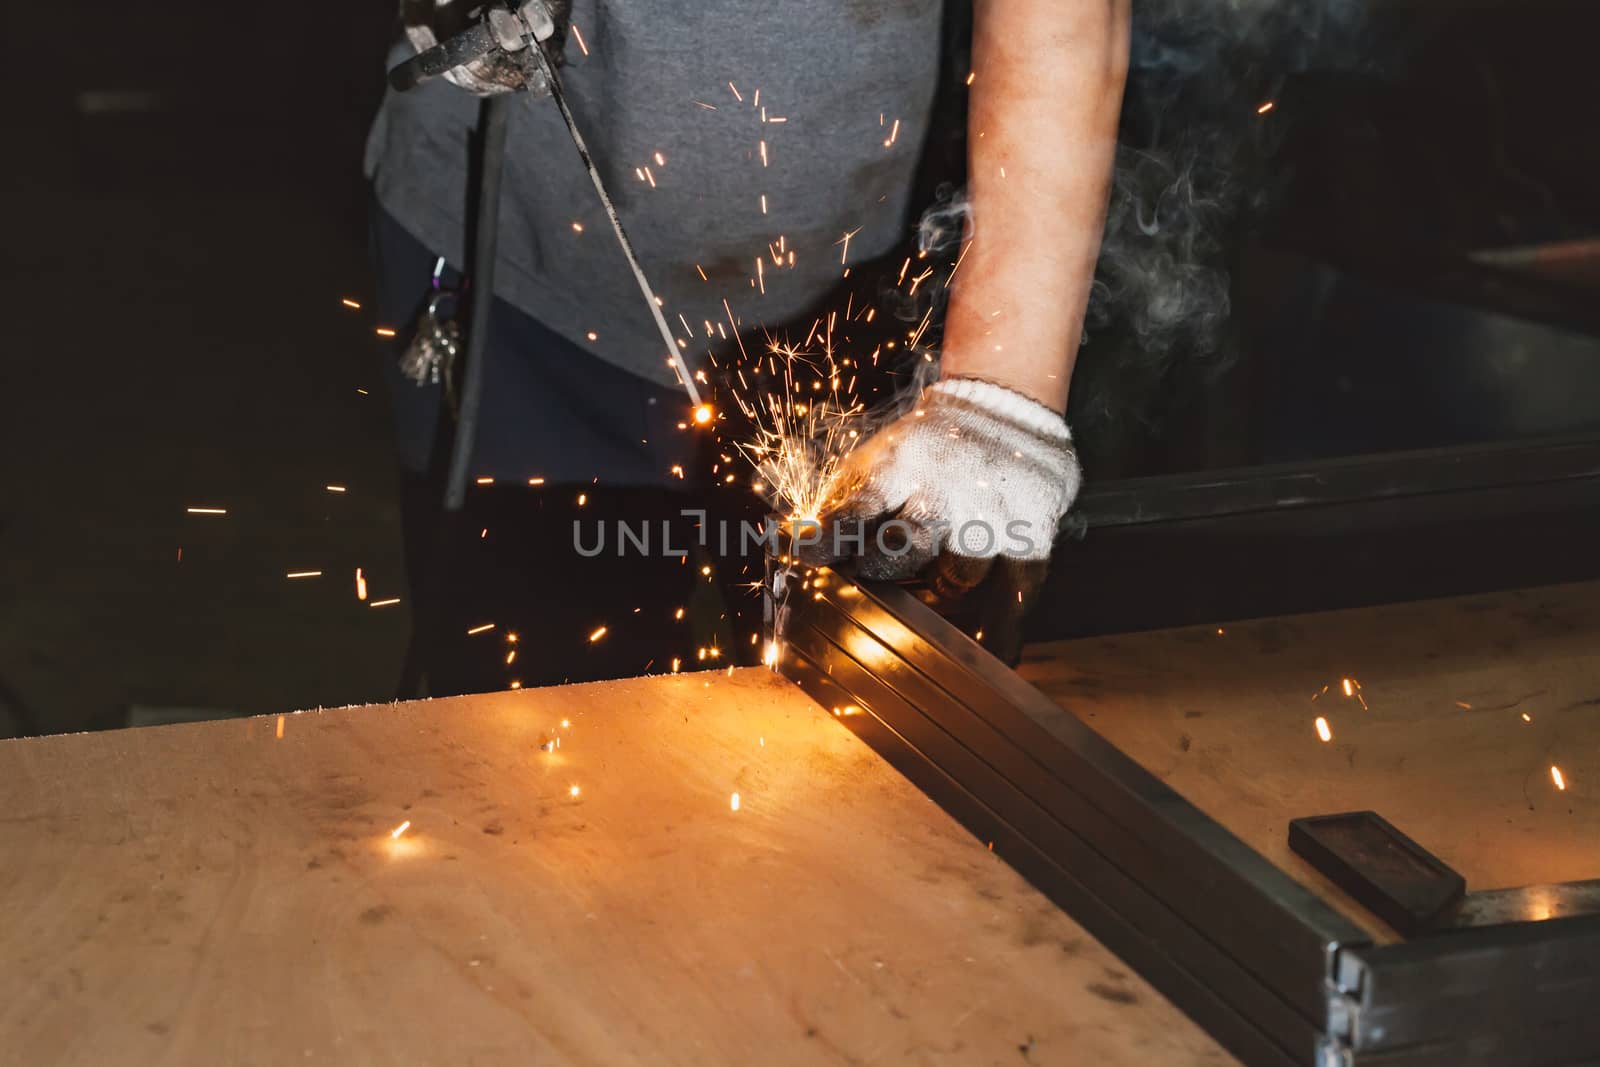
[941,0,1131,414]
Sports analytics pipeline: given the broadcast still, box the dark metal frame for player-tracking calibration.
[773,572,1600,1066]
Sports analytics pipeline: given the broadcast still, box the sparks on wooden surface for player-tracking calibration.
[1314,716,1332,743]
[391,820,411,839]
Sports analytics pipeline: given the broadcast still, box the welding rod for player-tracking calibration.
[525,43,703,408]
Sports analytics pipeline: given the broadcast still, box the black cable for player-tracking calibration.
[444,93,511,511]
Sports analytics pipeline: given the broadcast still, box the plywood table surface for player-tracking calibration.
[0,668,1229,1066]
[1020,580,1600,938]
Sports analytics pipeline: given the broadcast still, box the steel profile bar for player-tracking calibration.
[772,569,1600,1066]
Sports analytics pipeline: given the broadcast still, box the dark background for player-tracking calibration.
[4,0,1599,736]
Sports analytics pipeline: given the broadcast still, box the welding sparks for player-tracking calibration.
[589,626,608,643]
[467,623,495,635]
[186,507,226,515]
[1257,100,1276,115]
[569,785,582,798]
[341,298,361,309]
[355,567,367,601]
[730,792,741,812]
[1341,678,1354,697]
[325,484,347,493]
[883,118,900,148]
[965,71,976,86]
[571,221,584,233]
[693,404,714,425]
[570,23,589,55]
[1314,717,1333,743]
[285,570,322,579]
[275,715,284,739]
[1552,765,1567,791]
[528,476,545,485]
[763,641,779,667]
[391,820,411,839]
[375,327,397,338]
[369,597,400,608]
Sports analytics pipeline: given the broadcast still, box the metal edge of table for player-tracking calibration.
[1071,433,1600,530]
[773,570,1600,1067]
[1333,914,1600,1057]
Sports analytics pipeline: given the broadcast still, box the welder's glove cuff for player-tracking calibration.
[818,377,1081,585]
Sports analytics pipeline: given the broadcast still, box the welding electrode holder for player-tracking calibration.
[387,2,559,93]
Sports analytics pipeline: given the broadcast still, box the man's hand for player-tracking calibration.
[403,1,571,97]
[815,378,1080,597]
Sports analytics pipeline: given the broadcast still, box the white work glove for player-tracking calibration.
[813,377,1081,598]
[403,0,570,97]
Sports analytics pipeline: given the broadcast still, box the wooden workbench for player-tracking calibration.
[0,669,1229,1066]
[1021,580,1600,940]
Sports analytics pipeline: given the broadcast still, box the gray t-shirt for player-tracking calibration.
[366,0,944,389]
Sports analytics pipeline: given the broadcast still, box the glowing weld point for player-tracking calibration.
[763,641,779,667]
[569,785,581,798]
[1314,717,1333,743]
[1552,766,1567,791]
[391,820,411,839]
[694,403,715,425]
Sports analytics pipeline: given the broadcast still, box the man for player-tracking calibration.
[366,0,1129,691]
